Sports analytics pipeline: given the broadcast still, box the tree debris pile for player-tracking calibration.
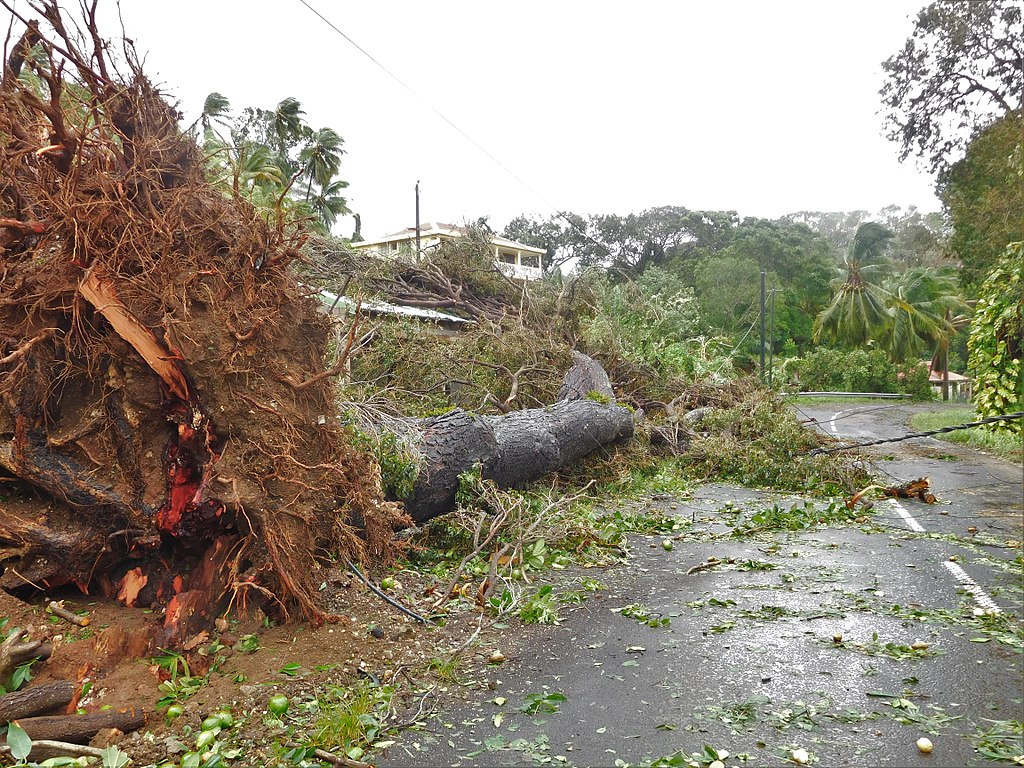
[310,228,550,326]
[0,5,407,643]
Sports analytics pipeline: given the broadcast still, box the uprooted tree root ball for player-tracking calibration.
[0,4,407,644]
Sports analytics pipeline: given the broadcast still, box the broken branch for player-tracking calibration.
[47,600,90,627]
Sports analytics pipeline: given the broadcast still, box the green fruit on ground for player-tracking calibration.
[195,729,216,750]
[268,694,290,716]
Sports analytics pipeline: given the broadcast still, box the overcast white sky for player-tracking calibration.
[15,1,943,238]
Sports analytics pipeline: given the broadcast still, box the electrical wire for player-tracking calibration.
[796,402,909,426]
[294,0,621,263]
[809,412,1024,456]
[699,287,765,381]
[346,560,429,624]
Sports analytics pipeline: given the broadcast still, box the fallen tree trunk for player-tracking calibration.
[398,353,634,522]
[0,681,74,721]
[13,707,146,743]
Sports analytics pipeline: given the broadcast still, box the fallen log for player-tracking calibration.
[1,739,105,762]
[398,352,634,522]
[13,707,146,744]
[0,680,74,721]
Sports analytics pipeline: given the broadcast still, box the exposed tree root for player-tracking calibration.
[0,4,407,643]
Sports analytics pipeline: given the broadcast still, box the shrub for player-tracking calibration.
[793,347,932,398]
[580,267,733,383]
[968,243,1023,436]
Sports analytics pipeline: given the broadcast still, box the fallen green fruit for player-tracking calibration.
[195,729,216,750]
[268,694,290,716]
[215,711,234,728]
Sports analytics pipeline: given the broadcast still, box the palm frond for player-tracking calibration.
[850,222,895,266]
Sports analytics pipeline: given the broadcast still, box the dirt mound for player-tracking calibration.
[0,4,406,644]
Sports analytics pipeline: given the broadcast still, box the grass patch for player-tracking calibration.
[909,407,1023,464]
[308,681,393,762]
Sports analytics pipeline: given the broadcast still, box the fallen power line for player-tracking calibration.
[809,411,1024,456]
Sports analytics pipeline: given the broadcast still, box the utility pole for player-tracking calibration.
[760,271,766,382]
[768,288,777,387]
[415,181,421,263]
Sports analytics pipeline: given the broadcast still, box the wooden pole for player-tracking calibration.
[415,181,421,263]
[760,271,766,382]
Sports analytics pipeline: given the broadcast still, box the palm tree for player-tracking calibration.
[299,127,345,199]
[884,267,967,364]
[270,97,306,158]
[199,92,231,139]
[231,143,285,199]
[813,222,895,347]
[306,178,350,231]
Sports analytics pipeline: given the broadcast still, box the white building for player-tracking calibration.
[351,222,545,281]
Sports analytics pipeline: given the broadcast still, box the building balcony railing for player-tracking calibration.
[496,261,543,281]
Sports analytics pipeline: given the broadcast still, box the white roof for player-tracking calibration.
[317,289,475,325]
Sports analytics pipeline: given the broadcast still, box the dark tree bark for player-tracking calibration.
[556,350,615,402]
[399,353,633,522]
[0,680,73,721]
[399,409,498,523]
[14,707,146,743]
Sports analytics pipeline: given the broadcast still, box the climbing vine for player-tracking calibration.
[968,242,1023,435]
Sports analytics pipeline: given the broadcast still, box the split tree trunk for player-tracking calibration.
[398,352,633,522]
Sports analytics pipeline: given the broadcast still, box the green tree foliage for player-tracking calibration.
[784,207,948,267]
[725,219,834,348]
[939,112,1024,291]
[501,212,592,273]
[592,206,714,279]
[884,266,967,364]
[196,94,349,233]
[502,207,739,281]
[792,348,932,399]
[967,243,1023,435]
[581,267,731,382]
[814,223,967,366]
[814,222,897,348]
[880,0,1022,175]
[695,253,761,337]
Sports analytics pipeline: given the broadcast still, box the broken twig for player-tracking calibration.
[47,600,90,626]
[685,557,721,576]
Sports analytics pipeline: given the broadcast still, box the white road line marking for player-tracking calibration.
[819,408,1003,615]
[943,561,1003,614]
[827,409,846,435]
[888,498,925,532]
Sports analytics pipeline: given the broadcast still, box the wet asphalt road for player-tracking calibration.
[383,402,1023,768]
